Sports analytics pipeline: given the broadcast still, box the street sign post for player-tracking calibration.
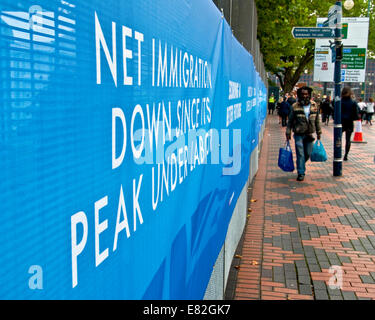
[292,27,336,39]
[314,18,369,83]
[292,1,343,177]
[333,1,343,177]
[323,4,342,27]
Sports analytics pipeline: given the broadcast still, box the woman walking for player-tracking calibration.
[357,98,367,123]
[341,87,360,161]
[365,98,374,125]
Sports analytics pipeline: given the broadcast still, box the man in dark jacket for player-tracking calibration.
[286,86,322,181]
[320,96,333,125]
[341,87,360,161]
[287,92,297,107]
[279,97,290,127]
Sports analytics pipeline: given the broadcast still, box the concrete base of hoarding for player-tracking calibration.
[204,120,265,300]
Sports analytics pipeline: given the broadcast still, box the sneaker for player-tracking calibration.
[343,155,348,161]
[297,174,305,181]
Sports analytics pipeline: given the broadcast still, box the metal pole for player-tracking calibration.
[333,1,343,176]
[230,0,232,27]
[365,0,371,102]
[362,82,366,100]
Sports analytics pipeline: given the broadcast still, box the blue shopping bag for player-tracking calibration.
[278,140,295,172]
[310,140,327,162]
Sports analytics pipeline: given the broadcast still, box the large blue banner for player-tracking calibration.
[0,0,267,299]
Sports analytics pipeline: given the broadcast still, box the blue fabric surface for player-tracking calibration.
[0,0,267,299]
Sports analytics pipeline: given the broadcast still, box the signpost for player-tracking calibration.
[323,4,342,27]
[292,1,343,177]
[332,1,343,177]
[314,17,370,83]
[292,27,336,39]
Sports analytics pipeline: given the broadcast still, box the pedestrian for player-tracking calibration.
[287,92,297,107]
[286,86,322,181]
[279,96,290,127]
[320,95,328,124]
[276,96,284,124]
[365,97,374,125]
[314,93,322,109]
[320,95,333,125]
[268,93,276,115]
[341,87,360,161]
[357,98,367,123]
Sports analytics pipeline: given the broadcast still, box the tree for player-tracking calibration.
[255,0,374,94]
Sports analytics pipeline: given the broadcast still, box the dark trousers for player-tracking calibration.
[268,103,275,114]
[366,113,373,124]
[343,129,352,156]
[360,111,366,121]
[281,114,288,127]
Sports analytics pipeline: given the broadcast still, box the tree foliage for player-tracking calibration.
[255,0,374,93]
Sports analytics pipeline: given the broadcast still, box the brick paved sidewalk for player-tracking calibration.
[233,115,375,300]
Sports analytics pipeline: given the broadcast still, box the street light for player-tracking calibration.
[343,0,354,10]
[333,0,343,177]
[367,82,373,101]
[344,0,372,16]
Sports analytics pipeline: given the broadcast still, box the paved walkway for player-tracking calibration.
[234,115,375,300]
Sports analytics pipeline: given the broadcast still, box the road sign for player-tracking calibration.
[322,4,342,27]
[314,17,370,83]
[292,27,336,39]
[342,48,366,69]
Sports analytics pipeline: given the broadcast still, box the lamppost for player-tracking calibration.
[345,0,373,100]
[367,82,373,101]
[343,0,355,10]
[343,0,372,16]
[333,0,343,177]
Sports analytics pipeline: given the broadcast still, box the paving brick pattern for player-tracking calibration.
[234,115,375,300]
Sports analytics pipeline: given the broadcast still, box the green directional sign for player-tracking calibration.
[292,27,336,39]
[342,48,366,70]
[342,23,348,39]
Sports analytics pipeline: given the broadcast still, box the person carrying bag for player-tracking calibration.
[285,86,322,181]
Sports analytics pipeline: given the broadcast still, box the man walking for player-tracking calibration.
[320,95,333,125]
[279,96,291,127]
[287,92,297,107]
[268,93,276,115]
[286,86,322,181]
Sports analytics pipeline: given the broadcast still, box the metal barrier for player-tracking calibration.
[213,0,267,85]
